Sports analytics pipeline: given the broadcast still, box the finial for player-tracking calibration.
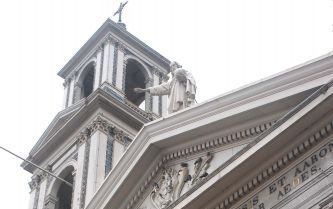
[113,1,128,28]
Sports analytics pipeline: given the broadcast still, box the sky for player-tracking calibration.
[0,0,332,208]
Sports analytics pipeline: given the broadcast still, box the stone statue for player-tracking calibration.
[113,1,128,23]
[134,61,197,114]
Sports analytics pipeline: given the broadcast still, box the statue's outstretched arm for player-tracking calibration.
[133,88,149,93]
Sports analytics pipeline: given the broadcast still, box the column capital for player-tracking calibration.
[74,82,83,88]
[118,43,126,53]
[96,45,103,52]
[28,174,41,190]
[76,127,91,145]
[104,35,117,45]
[151,66,160,76]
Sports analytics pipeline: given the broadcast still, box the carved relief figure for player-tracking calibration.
[150,164,189,209]
[150,168,177,208]
[190,152,213,185]
[134,61,197,114]
[149,153,213,209]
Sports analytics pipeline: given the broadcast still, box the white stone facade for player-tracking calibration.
[23,18,333,209]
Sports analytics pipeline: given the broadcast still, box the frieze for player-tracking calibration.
[213,120,333,209]
[235,140,333,209]
[126,121,275,209]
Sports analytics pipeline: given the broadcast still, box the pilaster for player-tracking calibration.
[62,79,70,108]
[85,129,108,205]
[36,174,48,209]
[93,47,103,90]
[145,77,153,112]
[115,43,126,90]
[67,76,75,106]
[152,67,160,115]
[161,74,169,116]
[72,130,90,209]
[73,82,82,103]
[28,175,41,209]
[101,37,116,84]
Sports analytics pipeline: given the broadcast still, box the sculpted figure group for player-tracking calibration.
[149,153,213,209]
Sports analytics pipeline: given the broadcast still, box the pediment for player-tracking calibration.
[28,100,85,156]
[135,81,333,209]
[85,79,333,209]
[23,88,152,173]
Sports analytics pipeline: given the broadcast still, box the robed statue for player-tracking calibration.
[134,61,196,114]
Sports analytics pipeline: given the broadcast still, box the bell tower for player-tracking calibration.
[60,19,170,116]
[22,18,170,209]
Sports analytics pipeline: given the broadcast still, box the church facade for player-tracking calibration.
[23,18,333,209]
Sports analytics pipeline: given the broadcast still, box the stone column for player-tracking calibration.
[37,176,48,209]
[112,131,125,167]
[161,74,169,116]
[85,129,108,205]
[72,132,89,209]
[93,47,103,90]
[152,67,160,115]
[115,43,126,90]
[62,79,70,109]
[101,37,116,84]
[121,58,128,92]
[28,176,40,209]
[73,82,82,103]
[145,77,153,112]
[28,189,37,209]
[67,77,75,106]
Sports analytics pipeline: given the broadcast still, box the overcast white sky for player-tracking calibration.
[0,0,332,208]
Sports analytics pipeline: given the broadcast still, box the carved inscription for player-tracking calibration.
[238,141,333,209]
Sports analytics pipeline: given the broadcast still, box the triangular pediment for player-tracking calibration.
[84,58,333,209]
[22,88,153,173]
[28,100,85,156]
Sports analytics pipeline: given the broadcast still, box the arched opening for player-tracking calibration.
[82,64,95,98]
[47,165,75,209]
[56,171,74,209]
[124,59,147,108]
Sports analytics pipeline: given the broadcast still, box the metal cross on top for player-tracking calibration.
[113,1,128,23]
